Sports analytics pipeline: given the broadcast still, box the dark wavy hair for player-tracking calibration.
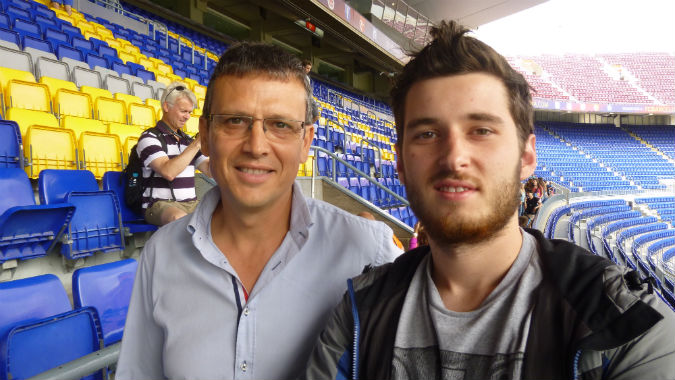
[391,20,533,150]
[202,41,312,123]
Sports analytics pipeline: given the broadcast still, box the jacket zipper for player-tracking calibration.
[572,349,582,380]
[347,279,360,380]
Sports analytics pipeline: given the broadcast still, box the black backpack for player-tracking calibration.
[123,127,168,215]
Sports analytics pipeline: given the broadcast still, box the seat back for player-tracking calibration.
[128,103,155,128]
[0,167,36,214]
[5,80,51,112]
[104,74,130,95]
[38,169,98,204]
[94,97,127,124]
[0,120,21,169]
[80,85,112,104]
[73,259,138,345]
[0,46,32,73]
[114,92,141,108]
[79,132,123,179]
[63,190,124,258]
[2,307,103,380]
[0,66,36,93]
[23,126,78,178]
[54,89,92,118]
[5,107,59,136]
[40,76,77,100]
[61,115,107,137]
[73,66,102,88]
[0,274,71,343]
[184,115,199,135]
[131,81,153,101]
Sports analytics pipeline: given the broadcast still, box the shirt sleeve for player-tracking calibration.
[137,132,168,168]
[300,292,353,380]
[375,222,404,265]
[115,244,166,380]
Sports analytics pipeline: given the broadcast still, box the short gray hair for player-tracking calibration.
[162,81,198,110]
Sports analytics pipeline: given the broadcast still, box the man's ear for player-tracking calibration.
[199,118,209,156]
[299,124,315,163]
[162,101,170,114]
[395,143,405,185]
[520,134,537,180]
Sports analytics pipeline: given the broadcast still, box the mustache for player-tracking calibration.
[428,169,479,186]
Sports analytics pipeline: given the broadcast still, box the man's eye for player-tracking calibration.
[271,120,292,129]
[473,128,493,136]
[226,117,245,125]
[415,131,436,139]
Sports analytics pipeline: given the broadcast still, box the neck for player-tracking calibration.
[161,119,181,134]
[429,215,523,312]
[210,190,294,291]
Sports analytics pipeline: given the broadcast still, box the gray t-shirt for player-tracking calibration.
[392,230,542,380]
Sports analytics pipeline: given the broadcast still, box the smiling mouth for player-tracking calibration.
[238,167,272,175]
[437,186,471,193]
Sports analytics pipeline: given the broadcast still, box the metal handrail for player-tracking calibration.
[310,145,408,207]
[88,0,170,49]
[358,138,383,177]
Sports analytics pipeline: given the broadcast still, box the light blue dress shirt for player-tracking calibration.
[116,183,401,380]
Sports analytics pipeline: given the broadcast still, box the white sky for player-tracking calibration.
[472,0,675,55]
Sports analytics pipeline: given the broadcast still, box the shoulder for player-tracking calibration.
[141,216,192,263]
[351,247,429,293]
[307,198,393,238]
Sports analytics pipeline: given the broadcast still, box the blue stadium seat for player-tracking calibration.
[88,37,108,53]
[101,171,157,234]
[2,307,103,380]
[0,168,75,263]
[56,44,83,62]
[112,61,131,76]
[73,258,138,346]
[86,53,109,70]
[0,120,21,168]
[71,36,93,52]
[38,169,124,259]
[6,5,31,24]
[59,24,81,42]
[126,61,144,75]
[21,34,52,53]
[135,68,155,83]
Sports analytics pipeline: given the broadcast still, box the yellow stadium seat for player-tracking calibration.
[303,156,314,176]
[166,73,181,82]
[55,13,74,25]
[0,67,36,92]
[145,98,162,121]
[122,44,140,56]
[39,77,77,102]
[155,62,173,75]
[61,115,107,138]
[197,98,205,112]
[5,80,51,112]
[118,51,137,64]
[128,103,156,128]
[123,136,138,166]
[23,125,78,178]
[192,107,202,117]
[78,131,123,178]
[54,89,92,119]
[108,122,144,145]
[193,84,206,99]
[6,107,59,136]
[154,74,172,86]
[83,31,102,41]
[138,57,155,71]
[184,116,199,135]
[114,93,142,108]
[94,97,127,124]
[183,78,197,90]
[80,86,113,104]
[77,23,95,36]
[105,39,121,49]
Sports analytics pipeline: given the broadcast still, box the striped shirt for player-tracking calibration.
[137,121,207,209]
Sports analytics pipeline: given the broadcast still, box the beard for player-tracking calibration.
[405,164,522,247]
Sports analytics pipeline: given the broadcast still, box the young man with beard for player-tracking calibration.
[302,21,675,380]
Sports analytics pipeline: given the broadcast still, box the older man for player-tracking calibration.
[116,42,401,380]
[303,20,675,380]
[136,81,210,226]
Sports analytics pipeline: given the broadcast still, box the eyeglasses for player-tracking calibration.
[208,114,305,142]
[164,85,186,101]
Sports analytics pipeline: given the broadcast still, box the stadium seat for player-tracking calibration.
[78,132,123,178]
[114,92,142,108]
[0,66,36,94]
[94,96,127,124]
[0,27,20,50]
[128,103,156,127]
[145,97,162,120]
[23,125,77,178]
[40,76,77,99]
[184,115,199,135]
[61,115,107,137]
[72,258,138,346]
[53,88,91,118]
[0,168,75,263]
[0,120,21,168]
[80,85,112,104]
[4,80,51,113]
[123,136,138,162]
[131,81,153,101]
[5,107,58,136]
[104,74,130,95]
[38,169,125,259]
[73,66,103,88]
[1,306,104,380]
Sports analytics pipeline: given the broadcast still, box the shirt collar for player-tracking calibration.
[186,181,313,250]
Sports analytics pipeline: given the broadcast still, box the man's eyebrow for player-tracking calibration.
[405,117,439,130]
[466,112,504,124]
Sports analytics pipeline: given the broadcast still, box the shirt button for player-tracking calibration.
[240,361,247,372]
[243,307,249,316]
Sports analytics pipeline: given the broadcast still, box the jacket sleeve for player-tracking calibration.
[300,291,354,380]
[603,297,675,380]
[115,245,166,380]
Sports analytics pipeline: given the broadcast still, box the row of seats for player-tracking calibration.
[0,258,137,379]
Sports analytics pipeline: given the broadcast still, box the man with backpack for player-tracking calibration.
[134,81,210,226]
